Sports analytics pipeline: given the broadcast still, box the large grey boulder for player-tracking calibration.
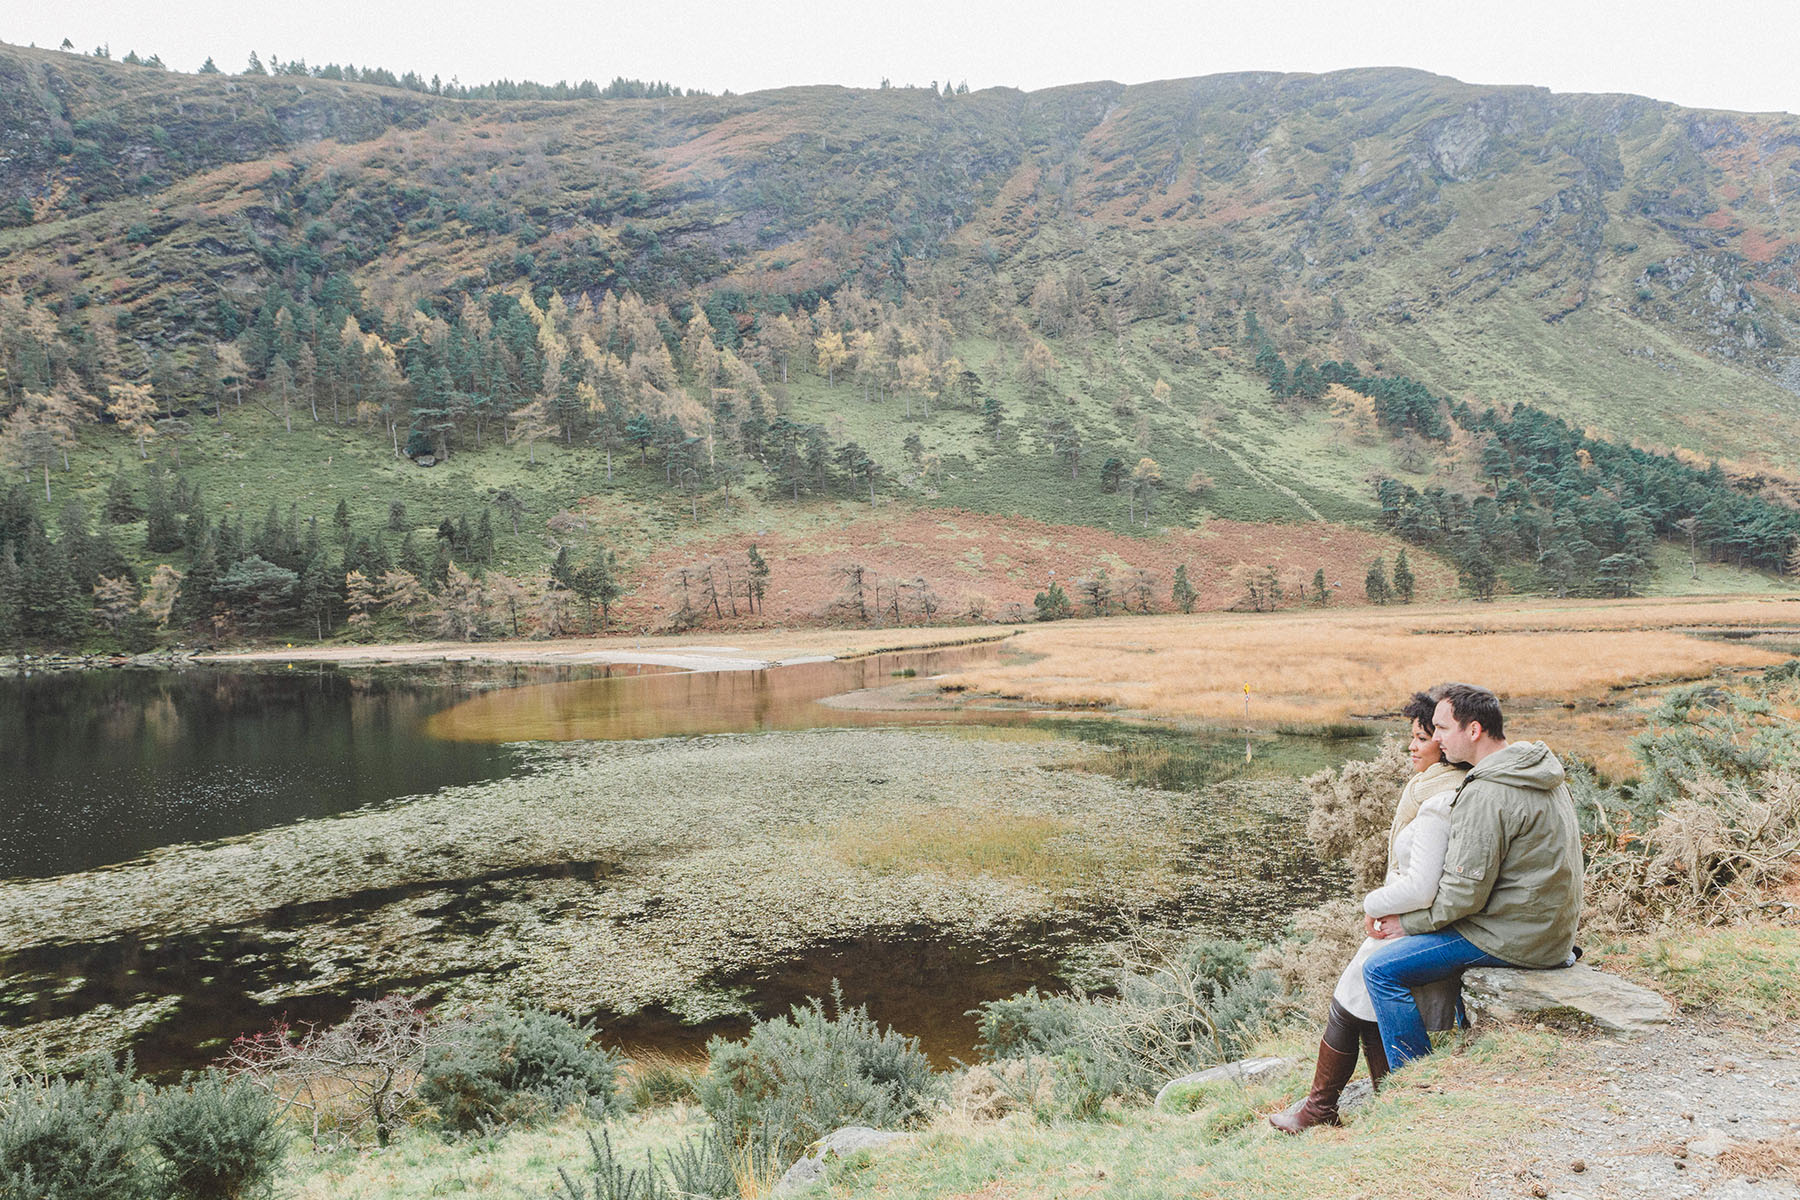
[1462,964,1672,1035]
[1154,1056,1295,1110]
[774,1127,913,1195]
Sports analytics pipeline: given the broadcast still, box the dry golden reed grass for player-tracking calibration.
[940,596,1800,774]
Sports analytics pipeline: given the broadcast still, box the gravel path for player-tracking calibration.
[1476,1019,1800,1200]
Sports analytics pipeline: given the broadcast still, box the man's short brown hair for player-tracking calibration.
[1433,682,1505,740]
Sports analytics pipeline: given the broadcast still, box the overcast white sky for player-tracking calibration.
[9,0,1800,115]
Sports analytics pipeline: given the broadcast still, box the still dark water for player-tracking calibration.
[0,663,599,878]
[0,648,1370,1074]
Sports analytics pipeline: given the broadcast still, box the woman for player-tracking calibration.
[1269,690,1467,1134]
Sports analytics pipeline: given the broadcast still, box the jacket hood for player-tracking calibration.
[1466,740,1566,792]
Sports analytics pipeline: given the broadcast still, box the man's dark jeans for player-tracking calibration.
[1363,930,1510,1068]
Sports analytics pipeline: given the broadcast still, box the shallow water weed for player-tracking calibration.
[829,809,1118,891]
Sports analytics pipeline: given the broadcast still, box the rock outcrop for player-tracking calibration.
[1462,964,1672,1035]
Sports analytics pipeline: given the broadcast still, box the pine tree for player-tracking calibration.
[172,529,221,630]
[569,549,622,631]
[18,526,86,644]
[1459,548,1498,601]
[1392,549,1415,604]
[144,472,183,552]
[1171,564,1197,613]
[333,499,352,543]
[474,510,495,562]
[746,543,770,614]
[0,543,21,647]
[298,553,336,639]
[1365,557,1391,605]
[1312,568,1329,607]
[1034,581,1072,621]
[104,473,140,523]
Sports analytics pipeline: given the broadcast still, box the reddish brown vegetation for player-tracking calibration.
[609,508,1451,630]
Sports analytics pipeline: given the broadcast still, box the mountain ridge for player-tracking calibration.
[2,43,1799,648]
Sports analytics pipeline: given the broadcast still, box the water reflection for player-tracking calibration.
[425,644,1010,742]
[0,663,615,878]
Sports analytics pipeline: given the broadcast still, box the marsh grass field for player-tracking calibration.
[933,594,1800,777]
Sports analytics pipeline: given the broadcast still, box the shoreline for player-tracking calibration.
[199,627,1017,674]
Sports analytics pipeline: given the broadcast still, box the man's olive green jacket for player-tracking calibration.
[1396,740,1583,968]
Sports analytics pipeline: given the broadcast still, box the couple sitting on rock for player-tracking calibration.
[1271,682,1584,1134]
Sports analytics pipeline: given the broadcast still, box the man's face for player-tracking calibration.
[1432,698,1477,764]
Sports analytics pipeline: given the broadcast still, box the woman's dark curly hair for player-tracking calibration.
[1402,687,1471,769]
[1401,690,1438,729]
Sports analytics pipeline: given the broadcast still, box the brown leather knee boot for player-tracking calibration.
[1269,1002,1361,1134]
[1359,1022,1390,1090]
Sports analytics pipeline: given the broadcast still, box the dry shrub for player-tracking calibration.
[1585,767,1800,933]
[1719,1135,1800,1183]
[1252,899,1365,1022]
[949,1057,1057,1122]
[1303,737,1410,892]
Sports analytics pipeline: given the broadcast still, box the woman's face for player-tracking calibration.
[1408,718,1444,773]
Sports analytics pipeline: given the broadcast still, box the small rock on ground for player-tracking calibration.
[775,1127,914,1195]
[1155,1056,1296,1109]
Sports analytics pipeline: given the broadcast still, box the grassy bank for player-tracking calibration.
[261,919,1798,1200]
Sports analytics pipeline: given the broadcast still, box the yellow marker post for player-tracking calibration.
[1243,683,1252,762]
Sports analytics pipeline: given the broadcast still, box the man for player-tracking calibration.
[1361,682,1583,1068]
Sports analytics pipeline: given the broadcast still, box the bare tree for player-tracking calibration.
[911,576,940,623]
[1122,566,1158,613]
[225,995,454,1148]
[835,562,869,622]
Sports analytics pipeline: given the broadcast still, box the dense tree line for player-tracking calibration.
[1251,342,1800,596]
[75,42,696,102]
[2,473,558,650]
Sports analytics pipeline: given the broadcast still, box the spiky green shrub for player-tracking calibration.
[144,1069,285,1200]
[418,1005,620,1133]
[970,932,1279,1116]
[971,986,1084,1059]
[0,1058,155,1200]
[551,1123,735,1200]
[699,983,939,1163]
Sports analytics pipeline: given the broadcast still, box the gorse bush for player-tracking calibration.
[699,982,939,1164]
[970,932,1278,1116]
[144,1069,285,1200]
[0,1057,155,1200]
[1303,737,1411,892]
[972,986,1084,1060]
[1,1057,289,1200]
[1628,681,1800,822]
[1251,898,1366,1022]
[1583,672,1800,932]
[418,1005,621,1133]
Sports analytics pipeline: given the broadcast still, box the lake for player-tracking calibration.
[0,646,1375,1073]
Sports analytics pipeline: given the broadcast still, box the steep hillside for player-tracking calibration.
[1,45,1798,647]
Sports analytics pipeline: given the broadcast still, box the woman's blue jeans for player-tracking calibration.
[1363,930,1509,1068]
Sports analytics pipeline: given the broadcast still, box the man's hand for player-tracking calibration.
[1366,914,1403,939]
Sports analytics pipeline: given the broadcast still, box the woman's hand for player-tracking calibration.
[1366,914,1403,939]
